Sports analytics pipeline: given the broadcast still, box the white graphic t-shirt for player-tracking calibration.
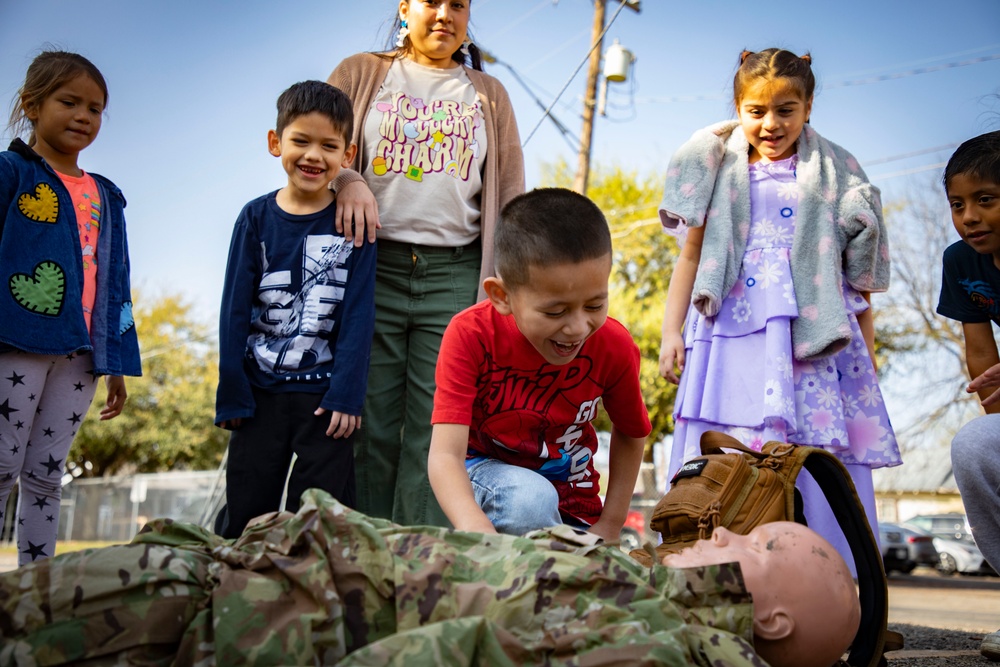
[362,58,487,246]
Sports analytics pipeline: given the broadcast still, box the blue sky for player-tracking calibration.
[1,0,998,322]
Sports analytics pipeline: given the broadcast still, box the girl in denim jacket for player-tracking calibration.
[0,51,141,566]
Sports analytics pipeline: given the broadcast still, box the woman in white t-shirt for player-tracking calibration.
[328,0,525,527]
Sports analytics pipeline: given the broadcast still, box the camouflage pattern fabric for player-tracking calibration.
[0,490,764,666]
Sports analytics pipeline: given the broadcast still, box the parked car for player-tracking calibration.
[879,523,911,574]
[879,522,938,574]
[904,513,973,542]
[902,514,996,576]
[928,535,995,576]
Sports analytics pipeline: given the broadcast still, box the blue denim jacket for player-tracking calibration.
[0,139,141,376]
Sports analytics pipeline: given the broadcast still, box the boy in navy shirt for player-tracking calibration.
[214,81,375,537]
[936,130,1000,660]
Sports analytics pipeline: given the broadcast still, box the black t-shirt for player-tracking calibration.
[938,240,1000,325]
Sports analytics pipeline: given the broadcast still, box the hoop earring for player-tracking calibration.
[396,20,409,49]
[460,38,471,57]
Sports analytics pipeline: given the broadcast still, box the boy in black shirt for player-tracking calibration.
[936,130,1000,661]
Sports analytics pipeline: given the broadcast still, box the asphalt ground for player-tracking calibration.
[887,623,991,666]
[884,569,998,666]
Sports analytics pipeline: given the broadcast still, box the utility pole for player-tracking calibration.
[572,0,606,195]
[572,0,640,195]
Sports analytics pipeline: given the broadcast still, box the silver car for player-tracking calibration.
[904,513,973,541]
[930,535,995,576]
[902,514,997,576]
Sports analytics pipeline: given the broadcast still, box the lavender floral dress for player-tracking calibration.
[669,155,901,479]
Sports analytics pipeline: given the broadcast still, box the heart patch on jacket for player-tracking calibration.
[9,261,65,316]
[17,183,59,223]
[119,301,135,334]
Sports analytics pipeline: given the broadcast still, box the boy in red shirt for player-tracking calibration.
[429,188,650,543]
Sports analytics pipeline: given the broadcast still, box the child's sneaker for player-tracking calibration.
[983,629,1000,661]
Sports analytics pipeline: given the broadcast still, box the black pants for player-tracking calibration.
[216,388,356,538]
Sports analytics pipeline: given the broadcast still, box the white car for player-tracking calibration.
[902,514,996,576]
[931,536,995,576]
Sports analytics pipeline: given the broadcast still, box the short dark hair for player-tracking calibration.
[275,80,353,141]
[944,130,1000,191]
[495,188,612,289]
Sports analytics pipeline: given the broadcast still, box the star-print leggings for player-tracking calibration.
[0,351,97,566]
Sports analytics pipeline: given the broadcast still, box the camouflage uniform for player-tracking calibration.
[0,490,765,666]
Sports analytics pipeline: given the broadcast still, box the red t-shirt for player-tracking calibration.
[433,300,651,524]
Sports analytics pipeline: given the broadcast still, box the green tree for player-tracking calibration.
[541,160,678,447]
[70,293,227,477]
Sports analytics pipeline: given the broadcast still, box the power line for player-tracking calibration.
[481,51,582,152]
[869,162,948,182]
[828,44,1000,80]
[520,0,637,148]
[636,53,1000,105]
[483,0,555,41]
[863,144,960,167]
[825,53,1000,89]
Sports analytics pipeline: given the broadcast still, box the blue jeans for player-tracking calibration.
[467,458,563,535]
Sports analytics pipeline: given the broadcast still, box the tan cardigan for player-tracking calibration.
[328,52,525,292]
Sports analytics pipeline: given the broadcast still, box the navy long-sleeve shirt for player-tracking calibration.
[215,191,376,425]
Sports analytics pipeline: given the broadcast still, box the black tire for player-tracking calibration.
[899,562,916,574]
[938,552,958,576]
[619,529,641,552]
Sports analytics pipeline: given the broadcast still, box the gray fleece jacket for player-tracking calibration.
[659,121,890,361]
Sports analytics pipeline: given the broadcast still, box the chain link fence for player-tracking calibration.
[3,439,670,546]
[1,469,224,545]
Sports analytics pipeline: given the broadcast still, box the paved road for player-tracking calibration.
[888,567,1000,632]
[885,567,999,665]
[0,553,996,664]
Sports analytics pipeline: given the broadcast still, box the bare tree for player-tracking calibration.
[876,177,985,445]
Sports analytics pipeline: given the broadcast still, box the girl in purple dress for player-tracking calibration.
[657,48,900,571]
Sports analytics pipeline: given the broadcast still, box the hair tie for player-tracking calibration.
[739,50,754,65]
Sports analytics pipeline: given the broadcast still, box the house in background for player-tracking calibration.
[873,445,965,524]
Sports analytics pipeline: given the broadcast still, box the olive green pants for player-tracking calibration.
[355,238,480,526]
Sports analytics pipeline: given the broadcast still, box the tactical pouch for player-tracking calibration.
[630,431,893,667]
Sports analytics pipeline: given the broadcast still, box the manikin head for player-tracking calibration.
[662,522,860,667]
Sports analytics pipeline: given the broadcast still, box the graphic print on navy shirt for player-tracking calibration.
[956,276,1000,324]
[251,234,353,379]
[938,241,1000,327]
